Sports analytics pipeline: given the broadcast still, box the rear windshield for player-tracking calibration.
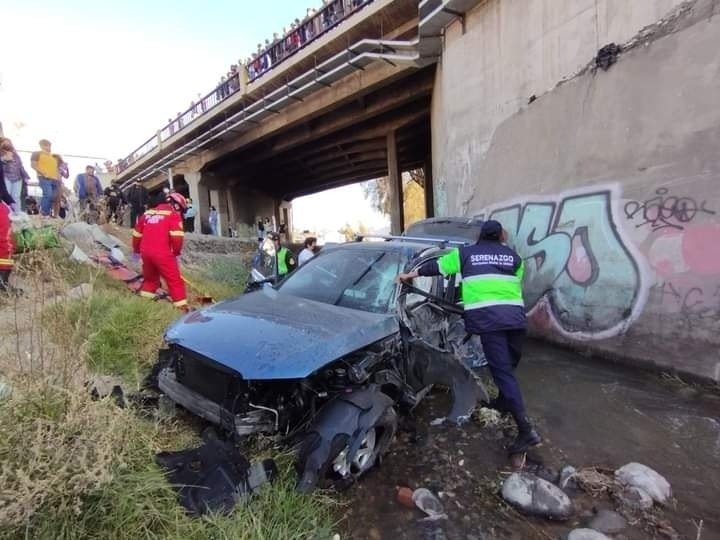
[278,248,402,314]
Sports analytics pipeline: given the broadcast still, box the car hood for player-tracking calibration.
[164,287,399,380]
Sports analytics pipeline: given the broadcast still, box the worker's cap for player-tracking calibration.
[480,220,503,240]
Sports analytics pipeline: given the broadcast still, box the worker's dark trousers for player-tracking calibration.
[475,329,528,422]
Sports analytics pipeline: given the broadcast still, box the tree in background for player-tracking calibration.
[338,221,369,242]
[362,169,426,227]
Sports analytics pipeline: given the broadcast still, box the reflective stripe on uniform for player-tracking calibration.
[173,299,188,307]
[0,258,14,267]
[139,291,156,299]
[169,231,184,237]
[464,299,526,310]
[463,273,520,283]
[132,230,143,238]
[145,210,172,216]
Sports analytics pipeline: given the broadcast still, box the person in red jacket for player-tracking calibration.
[0,164,16,293]
[133,192,188,310]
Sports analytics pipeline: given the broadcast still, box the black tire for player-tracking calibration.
[297,406,397,491]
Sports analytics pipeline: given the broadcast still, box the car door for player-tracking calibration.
[395,252,487,423]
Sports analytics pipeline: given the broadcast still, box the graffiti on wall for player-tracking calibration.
[474,185,646,339]
[624,187,716,232]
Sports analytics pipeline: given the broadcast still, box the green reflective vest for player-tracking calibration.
[277,247,295,276]
[437,247,525,310]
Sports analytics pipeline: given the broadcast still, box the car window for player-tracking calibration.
[278,248,402,313]
[405,275,435,306]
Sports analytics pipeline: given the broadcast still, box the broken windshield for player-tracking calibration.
[278,248,402,314]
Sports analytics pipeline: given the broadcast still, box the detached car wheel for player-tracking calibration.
[296,401,397,492]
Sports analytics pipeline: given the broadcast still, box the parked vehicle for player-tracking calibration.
[156,219,488,491]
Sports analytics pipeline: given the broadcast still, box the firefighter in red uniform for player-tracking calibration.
[0,165,16,293]
[132,192,189,310]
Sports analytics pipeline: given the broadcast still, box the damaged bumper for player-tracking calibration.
[158,368,276,436]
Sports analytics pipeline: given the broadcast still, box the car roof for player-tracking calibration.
[403,217,483,245]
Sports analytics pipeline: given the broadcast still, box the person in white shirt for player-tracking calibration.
[298,236,317,266]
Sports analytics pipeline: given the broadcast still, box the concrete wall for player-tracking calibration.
[432,0,720,381]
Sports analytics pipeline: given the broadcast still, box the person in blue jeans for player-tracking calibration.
[30,139,61,216]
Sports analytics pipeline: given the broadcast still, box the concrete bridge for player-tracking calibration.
[117,0,720,382]
[116,0,479,237]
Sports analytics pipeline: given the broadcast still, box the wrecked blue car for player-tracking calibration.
[156,219,488,491]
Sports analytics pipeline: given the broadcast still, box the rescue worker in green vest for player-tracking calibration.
[270,232,296,278]
[397,220,541,455]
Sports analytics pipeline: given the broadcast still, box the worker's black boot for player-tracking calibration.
[508,415,542,455]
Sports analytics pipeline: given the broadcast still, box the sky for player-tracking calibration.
[0,0,389,232]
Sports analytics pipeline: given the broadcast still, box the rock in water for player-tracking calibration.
[588,509,628,534]
[615,463,671,504]
[501,472,574,520]
[567,529,611,540]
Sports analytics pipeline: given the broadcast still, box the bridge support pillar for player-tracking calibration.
[387,130,404,235]
[185,172,210,233]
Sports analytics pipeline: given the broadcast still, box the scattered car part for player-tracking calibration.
[155,428,277,516]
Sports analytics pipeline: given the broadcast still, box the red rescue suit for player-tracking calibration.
[0,202,13,272]
[132,202,187,307]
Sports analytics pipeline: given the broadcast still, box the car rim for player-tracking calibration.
[332,428,377,477]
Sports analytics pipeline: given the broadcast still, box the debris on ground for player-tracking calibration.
[616,485,654,510]
[397,486,415,509]
[587,508,628,534]
[501,472,574,520]
[87,375,126,408]
[155,429,277,516]
[0,378,11,400]
[559,465,578,490]
[412,488,447,521]
[575,467,615,497]
[615,462,672,504]
[567,528,611,540]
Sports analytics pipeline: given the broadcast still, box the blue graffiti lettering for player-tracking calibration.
[478,190,642,335]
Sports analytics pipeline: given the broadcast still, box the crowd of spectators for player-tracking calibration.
[117,0,373,174]
[245,0,372,80]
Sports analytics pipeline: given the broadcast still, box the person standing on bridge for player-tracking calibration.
[396,220,541,455]
[126,179,149,227]
[133,192,189,311]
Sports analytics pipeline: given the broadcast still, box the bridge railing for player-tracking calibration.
[117,0,375,175]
